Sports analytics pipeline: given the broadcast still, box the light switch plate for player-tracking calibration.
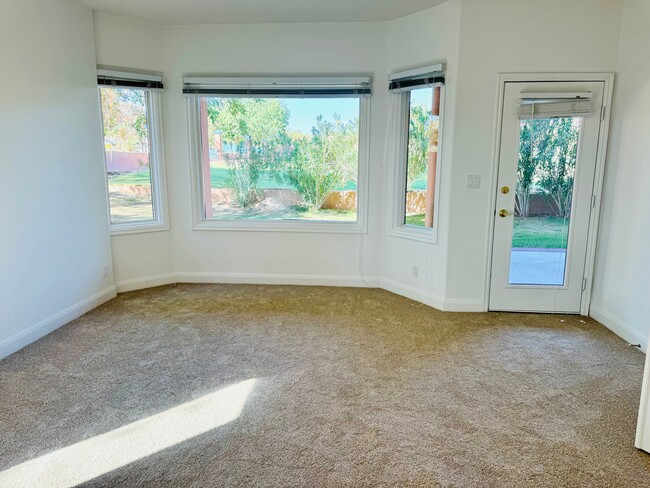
[466,175,481,189]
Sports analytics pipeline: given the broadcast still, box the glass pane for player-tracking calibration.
[404,86,440,228]
[199,97,359,222]
[100,87,154,224]
[509,117,581,285]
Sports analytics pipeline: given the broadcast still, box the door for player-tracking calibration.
[489,81,605,313]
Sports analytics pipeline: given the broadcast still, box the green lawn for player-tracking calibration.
[512,216,569,249]
[405,213,425,226]
[109,167,357,191]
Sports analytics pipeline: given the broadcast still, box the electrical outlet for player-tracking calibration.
[102,264,109,278]
[412,265,419,278]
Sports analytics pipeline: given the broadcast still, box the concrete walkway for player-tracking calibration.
[509,248,567,285]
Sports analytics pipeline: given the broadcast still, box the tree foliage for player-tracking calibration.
[516,117,579,218]
[207,98,290,207]
[536,118,579,218]
[282,115,358,211]
[406,105,431,186]
[206,98,358,211]
[100,88,148,153]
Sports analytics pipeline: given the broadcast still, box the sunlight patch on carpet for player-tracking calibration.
[0,378,257,488]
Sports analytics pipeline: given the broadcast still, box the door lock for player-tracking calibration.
[498,209,512,218]
[500,186,510,194]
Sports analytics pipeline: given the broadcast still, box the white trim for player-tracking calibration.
[379,278,444,310]
[111,272,491,313]
[590,305,647,352]
[483,72,615,315]
[97,69,162,83]
[636,342,650,452]
[441,297,485,312]
[0,287,117,360]
[186,96,370,234]
[174,272,380,288]
[114,273,175,293]
[388,64,446,81]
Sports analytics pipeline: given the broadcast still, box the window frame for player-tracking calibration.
[186,94,370,234]
[98,87,169,235]
[389,83,445,244]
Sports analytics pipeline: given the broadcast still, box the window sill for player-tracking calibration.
[193,219,367,234]
[389,225,438,244]
[110,221,169,236]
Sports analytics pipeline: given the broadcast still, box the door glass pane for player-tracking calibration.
[100,87,154,224]
[509,117,581,285]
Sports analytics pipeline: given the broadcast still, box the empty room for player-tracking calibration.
[2,0,650,486]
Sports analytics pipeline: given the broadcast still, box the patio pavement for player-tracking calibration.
[509,248,567,286]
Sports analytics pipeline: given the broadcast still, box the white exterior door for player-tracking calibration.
[489,81,605,313]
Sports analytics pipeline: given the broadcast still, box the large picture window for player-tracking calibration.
[98,70,167,234]
[185,77,371,232]
[389,65,445,242]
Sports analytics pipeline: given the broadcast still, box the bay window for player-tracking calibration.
[185,77,371,232]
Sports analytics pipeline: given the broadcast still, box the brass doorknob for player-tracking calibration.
[499,209,510,218]
[501,186,510,194]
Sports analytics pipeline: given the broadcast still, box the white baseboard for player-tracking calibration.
[590,305,647,352]
[0,286,117,361]
[115,273,174,293]
[379,278,445,310]
[114,272,487,313]
[441,297,486,312]
[173,272,380,288]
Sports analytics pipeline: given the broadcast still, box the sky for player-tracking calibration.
[283,98,360,133]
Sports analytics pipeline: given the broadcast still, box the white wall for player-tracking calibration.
[92,12,173,290]
[0,0,114,359]
[591,0,650,350]
[380,0,461,308]
[445,0,623,307]
[164,21,386,284]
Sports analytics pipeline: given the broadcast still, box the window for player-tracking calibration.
[98,70,167,233]
[185,77,371,232]
[389,65,445,242]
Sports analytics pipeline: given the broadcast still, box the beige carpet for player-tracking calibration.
[0,284,649,487]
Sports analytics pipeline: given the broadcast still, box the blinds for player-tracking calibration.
[182,76,372,98]
[518,92,593,120]
[97,69,164,90]
[388,64,445,93]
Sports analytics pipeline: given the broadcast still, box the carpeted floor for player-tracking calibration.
[0,284,649,487]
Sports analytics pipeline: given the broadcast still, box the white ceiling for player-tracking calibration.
[76,0,449,25]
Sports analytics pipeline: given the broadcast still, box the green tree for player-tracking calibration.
[282,115,358,211]
[537,118,579,218]
[516,120,542,217]
[100,88,149,153]
[406,105,430,186]
[207,98,289,207]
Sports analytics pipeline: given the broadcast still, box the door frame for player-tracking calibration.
[483,73,615,315]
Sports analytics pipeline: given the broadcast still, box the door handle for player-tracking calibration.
[498,209,514,218]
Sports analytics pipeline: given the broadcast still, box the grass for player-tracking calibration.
[512,216,569,249]
[109,166,357,191]
[405,213,425,226]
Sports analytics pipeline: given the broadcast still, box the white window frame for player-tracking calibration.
[99,88,169,235]
[389,84,445,244]
[186,93,370,234]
